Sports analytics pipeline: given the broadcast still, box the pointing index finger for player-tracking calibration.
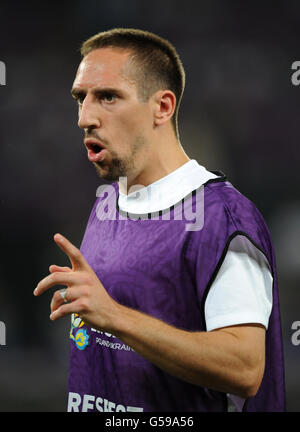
[54,233,86,270]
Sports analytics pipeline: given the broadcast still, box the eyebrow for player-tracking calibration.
[71,87,124,99]
[71,88,84,99]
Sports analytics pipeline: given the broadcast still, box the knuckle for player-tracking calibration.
[49,273,58,284]
[81,284,91,297]
[78,299,89,312]
[54,290,62,301]
[80,273,90,286]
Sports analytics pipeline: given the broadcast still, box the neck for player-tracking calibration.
[119,129,190,194]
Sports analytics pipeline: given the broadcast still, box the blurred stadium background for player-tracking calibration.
[0,0,299,411]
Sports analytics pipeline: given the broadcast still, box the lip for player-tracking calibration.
[84,138,108,162]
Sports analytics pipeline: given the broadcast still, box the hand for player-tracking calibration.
[33,233,118,330]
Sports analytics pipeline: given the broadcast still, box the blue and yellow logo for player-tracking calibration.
[70,314,89,350]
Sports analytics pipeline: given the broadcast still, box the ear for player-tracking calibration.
[152,90,176,127]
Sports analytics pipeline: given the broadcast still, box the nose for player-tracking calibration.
[78,96,101,130]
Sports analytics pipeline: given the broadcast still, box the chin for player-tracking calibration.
[93,161,124,183]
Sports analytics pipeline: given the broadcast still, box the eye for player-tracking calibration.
[102,92,117,103]
[73,93,85,105]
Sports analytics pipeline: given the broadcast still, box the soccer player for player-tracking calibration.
[34,28,285,412]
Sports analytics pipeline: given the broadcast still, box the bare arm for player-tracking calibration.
[34,233,266,399]
[110,303,265,398]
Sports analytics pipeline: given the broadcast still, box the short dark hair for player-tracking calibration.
[80,28,185,138]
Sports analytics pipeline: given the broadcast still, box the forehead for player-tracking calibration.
[73,47,134,89]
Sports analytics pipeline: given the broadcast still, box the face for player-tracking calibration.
[71,48,154,184]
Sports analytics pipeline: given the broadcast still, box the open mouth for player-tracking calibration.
[90,143,102,154]
[85,139,107,162]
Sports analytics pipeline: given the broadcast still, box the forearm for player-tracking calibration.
[107,302,264,398]
[34,233,264,399]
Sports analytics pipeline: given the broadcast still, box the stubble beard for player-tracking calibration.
[93,156,130,182]
[93,134,147,183]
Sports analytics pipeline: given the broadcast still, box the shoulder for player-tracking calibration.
[204,179,255,212]
[187,178,274,265]
[203,179,268,233]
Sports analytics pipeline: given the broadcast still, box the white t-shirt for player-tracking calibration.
[118,159,273,331]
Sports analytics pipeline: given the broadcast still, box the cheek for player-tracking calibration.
[112,109,148,142]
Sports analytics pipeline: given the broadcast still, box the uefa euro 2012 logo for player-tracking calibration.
[70,313,89,350]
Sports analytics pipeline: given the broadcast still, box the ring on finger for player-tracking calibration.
[59,288,68,303]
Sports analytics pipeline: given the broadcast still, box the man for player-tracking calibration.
[34,28,285,412]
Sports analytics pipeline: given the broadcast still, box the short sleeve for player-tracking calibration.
[204,235,273,332]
